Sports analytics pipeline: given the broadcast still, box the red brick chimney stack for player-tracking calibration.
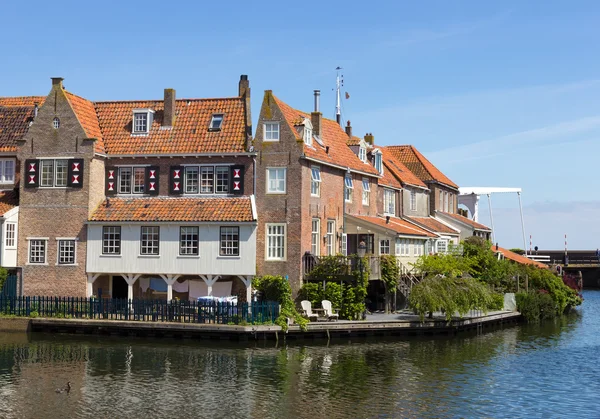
[163,88,176,127]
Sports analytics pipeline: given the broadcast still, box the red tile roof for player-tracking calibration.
[387,145,459,189]
[405,216,459,235]
[95,97,247,155]
[0,106,35,153]
[436,211,491,231]
[0,190,18,215]
[0,97,45,107]
[65,92,105,154]
[89,196,255,222]
[270,93,380,177]
[380,147,427,188]
[350,215,437,237]
[493,245,549,269]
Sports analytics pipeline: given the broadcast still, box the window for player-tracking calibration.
[201,166,214,193]
[304,126,312,146]
[185,166,199,193]
[0,159,15,183]
[444,192,449,212]
[326,220,335,256]
[267,168,286,194]
[133,112,148,133]
[384,189,395,215]
[118,167,145,194]
[341,233,347,256]
[410,190,417,211]
[311,219,320,255]
[220,226,239,256]
[362,178,370,206]
[264,122,280,141]
[40,159,69,187]
[140,226,159,255]
[29,239,46,264]
[52,117,60,129]
[439,190,443,210]
[449,194,454,213]
[437,240,448,254]
[5,223,15,248]
[311,166,321,197]
[266,223,286,260]
[344,175,353,202]
[58,239,76,264]
[215,167,229,193]
[380,239,390,255]
[395,238,401,256]
[374,152,383,174]
[102,226,121,255]
[359,145,367,163]
[180,226,199,255]
[210,114,223,130]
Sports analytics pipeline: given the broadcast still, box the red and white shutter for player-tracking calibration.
[145,166,159,195]
[67,159,84,188]
[24,159,39,188]
[105,167,117,195]
[169,166,183,195]
[230,165,244,195]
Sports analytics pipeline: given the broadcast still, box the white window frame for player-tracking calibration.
[5,222,16,248]
[263,122,280,142]
[362,177,370,206]
[102,226,121,255]
[437,239,448,254]
[311,166,321,197]
[410,190,417,211]
[39,159,69,188]
[220,226,240,257]
[57,238,77,265]
[311,218,320,256]
[180,226,199,256]
[326,220,335,256]
[267,168,287,194]
[384,189,396,216]
[209,114,224,130]
[304,126,312,146]
[344,175,353,203]
[449,194,454,214]
[439,190,443,211]
[140,226,160,256]
[380,239,390,255]
[444,192,449,212]
[341,233,347,256]
[374,151,383,175]
[28,238,48,265]
[0,158,15,184]
[52,117,60,129]
[132,110,153,134]
[359,145,367,163]
[266,223,286,261]
[183,164,230,195]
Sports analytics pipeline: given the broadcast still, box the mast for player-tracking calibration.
[335,67,343,126]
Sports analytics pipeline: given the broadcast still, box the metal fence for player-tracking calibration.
[0,275,17,297]
[0,296,280,325]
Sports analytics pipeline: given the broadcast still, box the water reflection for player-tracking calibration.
[0,292,598,419]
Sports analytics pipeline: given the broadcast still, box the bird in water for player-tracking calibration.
[55,382,71,394]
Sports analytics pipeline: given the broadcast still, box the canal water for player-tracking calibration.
[1,291,599,419]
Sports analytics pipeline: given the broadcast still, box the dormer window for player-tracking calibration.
[359,145,367,162]
[210,114,224,131]
[132,109,154,134]
[302,118,313,146]
[374,150,383,175]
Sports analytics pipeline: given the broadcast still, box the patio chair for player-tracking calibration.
[321,300,339,321]
[300,300,319,321]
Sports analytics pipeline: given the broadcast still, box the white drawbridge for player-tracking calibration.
[458,187,526,252]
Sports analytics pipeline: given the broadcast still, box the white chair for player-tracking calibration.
[300,300,319,321]
[321,300,339,321]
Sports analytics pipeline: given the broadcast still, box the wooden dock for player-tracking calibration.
[12,310,523,341]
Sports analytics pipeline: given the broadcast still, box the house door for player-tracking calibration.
[347,234,375,256]
[112,277,128,299]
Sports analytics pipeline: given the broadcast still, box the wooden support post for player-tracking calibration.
[86,274,100,298]
[160,274,182,302]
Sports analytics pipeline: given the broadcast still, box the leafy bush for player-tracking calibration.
[253,275,308,331]
[298,282,322,307]
[408,275,495,322]
[489,293,505,310]
[516,291,557,322]
[29,310,39,318]
[322,282,343,311]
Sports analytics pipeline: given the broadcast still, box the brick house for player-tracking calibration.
[12,76,257,300]
[254,91,436,299]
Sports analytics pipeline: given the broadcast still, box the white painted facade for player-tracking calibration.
[1,206,18,268]
[86,222,257,276]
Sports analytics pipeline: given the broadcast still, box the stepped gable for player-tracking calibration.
[387,145,458,189]
[90,196,255,222]
[271,94,380,176]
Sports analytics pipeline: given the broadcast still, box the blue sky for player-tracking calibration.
[3,1,599,250]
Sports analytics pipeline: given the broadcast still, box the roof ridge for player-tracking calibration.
[93,96,243,105]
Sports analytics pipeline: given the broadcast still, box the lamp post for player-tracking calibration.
[357,240,367,320]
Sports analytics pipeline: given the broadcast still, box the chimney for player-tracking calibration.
[33,103,39,118]
[386,215,390,224]
[163,88,176,127]
[239,75,252,150]
[311,90,322,136]
[51,77,64,89]
[345,120,352,138]
[364,133,374,145]
[496,242,499,251]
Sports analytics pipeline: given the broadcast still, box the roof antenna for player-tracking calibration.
[335,67,343,126]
